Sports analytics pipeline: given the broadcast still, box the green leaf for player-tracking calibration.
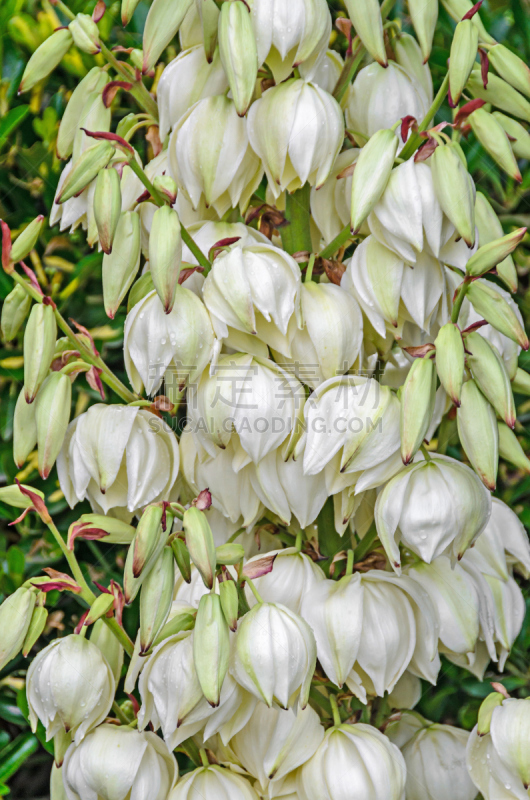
[0,733,38,784]
[0,106,29,150]
[0,697,26,726]
[317,498,344,570]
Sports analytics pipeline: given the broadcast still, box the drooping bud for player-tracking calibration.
[400,355,437,464]
[440,0,495,43]
[498,421,530,473]
[182,507,216,589]
[142,0,193,72]
[218,1,257,116]
[434,323,465,405]
[193,593,230,706]
[18,29,73,94]
[57,142,115,203]
[219,577,239,632]
[1,284,31,341]
[57,68,109,160]
[512,367,530,396]
[152,604,196,647]
[13,388,37,467]
[68,14,100,55]
[139,546,175,654]
[196,0,219,63]
[457,379,499,491]
[93,168,122,255]
[0,587,37,670]
[90,619,124,685]
[343,0,387,66]
[215,543,245,566]
[102,210,141,318]
[466,70,530,123]
[152,175,177,205]
[22,596,48,657]
[121,0,142,25]
[477,691,504,736]
[83,593,115,627]
[465,331,516,428]
[23,303,57,403]
[68,514,135,549]
[467,280,529,349]
[449,19,479,105]
[430,141,475,247]
[487,44,530,98]
[171,537,192,583]
[468,108,521,182]
[475,192,518,291]
[350,129,399,232]
[149,205,182,314]
[493,112,530,160]
[466,226,526,277]
[35,372,72,479]
[0,483,44,509]
[10,216,45,264]
[132,504,165,578]
[408,0,438,62]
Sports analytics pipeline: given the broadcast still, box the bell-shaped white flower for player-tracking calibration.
[276,281,364,388]
[187,354,305,464]
[466,724,527,800]
[310,49,344,94]
[168,764,259,800]
[230,704,324,796]
[310,150,359,246]
[489,698,530,791]
[346,61,431,143]
[299,375,400,476]
[27,635,114,745]
[182,220,270,265]
[245,548,325,614]
[375,454,492,572]
[124,288,215,398]
[248,80,344,199]
[168,96,263,217]
[62,724,178,800]
[158,46,229,140]
[203,241,302,357]
[298,723,406,800]
[490,498,530,578]
[231,602,316,708]
[57,404,179,517]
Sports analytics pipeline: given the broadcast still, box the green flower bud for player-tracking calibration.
[215,543,245,566]
[511,367,530,396]
[94,168,122,255]
[152,604,196,647]
[68,14,100,55]
[139,546,175,654]
[219,578,238,632]
[10,216,45,264]
[18,28,73,94]
[430,141,475,247]
[1,284,31,341]
[487,44,530,99]
[466,280,529,350]
[498,421,530,472]
[468,107,521,182]
[84,593,115,627]
[122,0,142,26]
[351,129,398,232]
[434,322,465,406]
[90,619,124,684]
[132,504,165,578]
[23,303,57,404]
[35,372,72,479]
[400,355,437,465]
[0,483,44,509]
[407,0,437,62]
[493,112,530,160]
[57,142,115,203]
[440,0,495,43]
[22,601,48,658]
[465,331,515,428]
[13,388,37,468]
[127,273,155,313]
[57,68,109,160]
[152,175,177,205]
[449,20,479,106]
[457,379,499,491]
[219,1,258,116]
[466,70,530,123]
[197,0,220,64]
[183,507,217,589]
[142,0,193,72]
[344,0,387,66]
[466,226,526,277]
[171,537,192,583]
[193,593,230,706]
[477,691,504,736]
[475,193,518,292]
[73,514,136,546]
[149,205,182,314]
[102,211,141,319]
[0,587,37,670]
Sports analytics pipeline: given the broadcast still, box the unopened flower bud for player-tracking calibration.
[196,0,219,63]
[93,168,122,255]
[466,69,530,123]
[57,68,109,160]
[10,215,44,264]
[22,599,48,658]
[143,0,194,72]
[152,175,177,205]
[183,507,216,589]
[457,379,499,491]
[400,355,437,465]
[171,537,192,583]
[475,192,518,291]
[467,227,526,278]
[408,0,438,62]
[121,0,142,26]
[219,1,257,116]
[1,283,31,341]
[133,504,165,578]
[467,279,529,350]
[193,593,230,706]
[488,44,530,98]
[219,578,238,632]
[13,388,37,468]
[149,205,182,314]
[430,141,475,247]
[102,210,141,318]
[69,514,135,548]
[216,543,245,566]
[493,111,530,160]
[83,593,115,627]
[152,604,196,647]
[468,108,521,182]
[18,29,73,94]
[449,19,479,106]
[0,483,44,509]
[440,0,495,42]
[0,587,37,670]
[24,303,57,404]
[512,367,530,396]
[68,14,100,55]
[344,0,387,66]
[465,331,515,428]
[351,129,398,232]
[434,323,465,406]
[35,372,72,479]
[498,421,530,473]
[401,722,475,800]
[477,691,504,736]
[57,142,115,204]
[90,618,124,684]
[140,546,175,654]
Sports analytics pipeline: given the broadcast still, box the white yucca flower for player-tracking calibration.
[245,548,325,614]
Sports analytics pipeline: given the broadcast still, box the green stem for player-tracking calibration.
[245,578,264,604]
[451,277,472,324]
[60,360,91,376]
[352,522,379,563]
[420,444,432,462]
[199,749,210,768]
[281,184,313,257]
[319,225,352,260]
[304,253,316,284]
[400,73,450,161]
[103,618,135,657]
[295,530,303,552]
[99,42,159,120]
[112,701,131,725]
[52,0,75,19]
[329,694,342,727]
[345,549,354,577]
[333,43,365,103]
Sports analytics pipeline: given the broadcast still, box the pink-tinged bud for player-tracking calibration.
[475,192,518,292]
[152,175,177,205]
[67,514,135,549]
[57,68,109,160]
[430,141,476,247]
[498,421,530,473]
[467,279,529,350]
[193,593,230,706]
[440,0,495,43]
[466,69,530,123]
[408,0,438,62]
[23,303,57,403]
[468,108,521,182]
[350,130,399,232]
[149,205,182,313]
[466,226,526,277]
[139,546,174,654]
[35,372,72,479]
[400,355,437,465]
[22,599,48,658]
[18,28,73,94]
[449,19,479,106]
[183,507,216,589]
[465,331,516,428]
[10,215,44,264]
[13,388,37,468]
[219,576,239,631]
[434,323,465,406]
[192,488,212,511]
[83,592,115,627]
[241,554,277,581]
[493,111,530,160]
[218,1,258,116]
[68,13,101,55]
[93,168,122,254]
[142,0,193,72]
[121,0,142,25]
[344,0,387,66]
[487,43,530,99]
[457,379,499,491]
[132,504,165,578]
[1,283,32,341]
[57,141,115,203]
[197,0,219,63]
[0,587,37,670]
